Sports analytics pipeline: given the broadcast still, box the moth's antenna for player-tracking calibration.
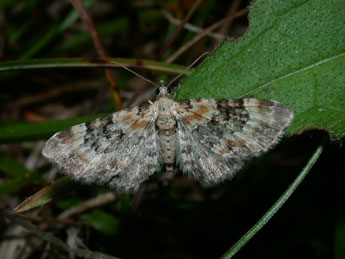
[110,60,158,88]
[167,52,208,89]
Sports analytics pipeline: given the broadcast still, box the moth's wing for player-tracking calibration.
[175,98,294,184]
[42,105,163,192]
[108,122,163,191]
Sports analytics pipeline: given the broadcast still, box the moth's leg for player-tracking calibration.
[172,84,181,99]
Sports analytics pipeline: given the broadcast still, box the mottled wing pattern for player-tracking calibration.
[42,105,162,192]
[175,98,294,184]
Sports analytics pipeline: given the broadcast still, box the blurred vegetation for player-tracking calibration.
[0,0,344,258]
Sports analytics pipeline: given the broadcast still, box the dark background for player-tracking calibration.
[1,1,344,258]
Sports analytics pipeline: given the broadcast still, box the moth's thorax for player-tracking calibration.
[157,96,174,111]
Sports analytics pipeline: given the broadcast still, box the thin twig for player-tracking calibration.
[165,8,249,64]
[217,0,241,36]
[161,9,225,40]
[157,0,203,60]
[69,0,122,109]
[6,80,101,109]
[19,214,82,226]
[212,0,241,49]
[2,209,120,259]
[58,192,118,219]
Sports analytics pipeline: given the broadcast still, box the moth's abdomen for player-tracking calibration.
[157,114,176,172]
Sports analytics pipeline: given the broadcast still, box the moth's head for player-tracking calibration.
[155,80,171,98]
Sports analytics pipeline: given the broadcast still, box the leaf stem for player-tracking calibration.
[220,141,326,259]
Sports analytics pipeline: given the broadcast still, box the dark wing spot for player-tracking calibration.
[178,99,193,109]
[215,99,249,128]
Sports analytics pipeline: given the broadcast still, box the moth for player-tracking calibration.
[42,79,294,192]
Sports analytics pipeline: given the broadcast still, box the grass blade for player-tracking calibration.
[220,141,325,258]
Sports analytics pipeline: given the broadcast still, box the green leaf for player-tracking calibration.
[0,172,41,197]
[80,210,120,235]
[0,153,42,196]
[56,197,84,210]
[19,0,95,59]
[177,0,345,139]
[52,10,162,54]
[0,114,108,143]
[0,153,30,177]
[52,18,129,54]
[14,177,77,213]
